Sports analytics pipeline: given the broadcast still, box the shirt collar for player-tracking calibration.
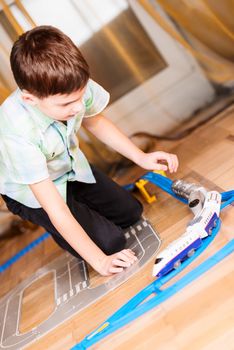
[29,105,55,132]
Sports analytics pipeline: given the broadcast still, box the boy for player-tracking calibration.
[0,26,178,276]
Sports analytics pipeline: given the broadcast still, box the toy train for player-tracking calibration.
[152,190,221,278]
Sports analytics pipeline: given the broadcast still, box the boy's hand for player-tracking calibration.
[136,151,179,173]
[96,249,138,276]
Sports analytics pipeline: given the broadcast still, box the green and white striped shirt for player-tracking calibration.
[0,79,110,208]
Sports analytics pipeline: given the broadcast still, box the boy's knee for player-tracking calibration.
[102,231,126,255]
[131,199,143,222]
[123,198,143,228]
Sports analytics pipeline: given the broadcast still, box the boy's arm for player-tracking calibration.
[29,178,137,275]
[82,115,178,173]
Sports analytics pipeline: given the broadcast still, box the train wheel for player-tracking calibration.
[173,260,181,269]
[187,249,195,257]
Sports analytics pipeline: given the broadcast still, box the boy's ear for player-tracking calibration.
[21,90,39,106]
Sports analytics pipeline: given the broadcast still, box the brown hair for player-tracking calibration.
[10,25,90,98]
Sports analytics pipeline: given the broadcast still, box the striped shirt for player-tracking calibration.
[0,79,110,208]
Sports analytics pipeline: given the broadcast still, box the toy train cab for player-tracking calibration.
[152,231,202,277]
[187,191,221,238]
[152,191,222,278]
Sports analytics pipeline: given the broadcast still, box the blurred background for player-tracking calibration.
[0,0,233,237]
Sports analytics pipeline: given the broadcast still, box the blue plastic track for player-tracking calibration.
[72,239,234,350]
[71,172,234,349]
[0,232,50,273]
[1,173,233,274]
[142,172,234,208]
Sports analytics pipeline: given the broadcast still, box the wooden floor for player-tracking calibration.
[0,104,233,350]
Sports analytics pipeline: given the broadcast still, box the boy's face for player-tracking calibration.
[22,87,86,121]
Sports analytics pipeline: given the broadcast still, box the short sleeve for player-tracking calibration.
[0,135,49,184]
[83,79,110,118]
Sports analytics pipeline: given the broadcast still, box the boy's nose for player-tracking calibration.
[71,101,83,114]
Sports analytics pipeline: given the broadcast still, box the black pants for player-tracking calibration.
[2,166,143,258]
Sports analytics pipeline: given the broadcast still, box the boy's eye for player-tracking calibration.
[62,100,79,107]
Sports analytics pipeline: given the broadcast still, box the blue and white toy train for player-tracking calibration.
[152,187,221,278]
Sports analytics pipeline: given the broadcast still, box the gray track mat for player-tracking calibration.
[0,218,161,350]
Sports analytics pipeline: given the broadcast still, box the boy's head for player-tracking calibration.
[10,25,90,121]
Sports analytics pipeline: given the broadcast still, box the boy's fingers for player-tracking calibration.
[175,155,179,170]
[109,266,124,274]
[157,154,171,171]
[156,164,168,171]
[170,155,176,172]
[169,155,175,172]
[112,259,132,268]
[147,151,178,172]
[127,249,135,254]
[117,251,137,262]
[122,249,137,259]
[173,158,179,172]
[165,154,178,173]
